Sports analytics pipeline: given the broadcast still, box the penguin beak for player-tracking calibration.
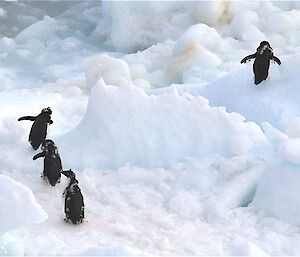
[47,107,52,115]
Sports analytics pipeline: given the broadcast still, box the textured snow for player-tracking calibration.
[2,0,300,256]
[60,79,271,169]
[0,174,47,235]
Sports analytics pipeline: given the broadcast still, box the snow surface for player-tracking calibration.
[0,174,47,236]
[2,0,300,255]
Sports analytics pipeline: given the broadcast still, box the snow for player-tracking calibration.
[254,165,300,226]
[85,54,131,88]
[15,16,58,44]
[2,0,300,255]
[0,174,47,236]
[60,79,271,170]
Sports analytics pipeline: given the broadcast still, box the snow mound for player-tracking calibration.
[230,11,265,41]
[182,53,300,129]
[100,1,226,53]
[183,1,225,26]
[0,174,47,235]
[226,238,269,256]
[0,117,24,144]
[101,1,182,53]
[278,138,300,165]
[15,16,59,44]
[85,54,131,88]
[60,79,271,169]
[173,24,222,55]
[253,165,300,226]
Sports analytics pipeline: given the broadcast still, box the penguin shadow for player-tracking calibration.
[18,107,85,225]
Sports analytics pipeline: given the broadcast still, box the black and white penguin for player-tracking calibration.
[241,41,281,85]
[33,139,62,186]
[18,107,53,150]
[61,169,84,224]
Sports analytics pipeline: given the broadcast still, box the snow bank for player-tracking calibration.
[0,117,24,144]
[100,1,226,53]
[183,52,300,129]
[101,1,183,53]
[253,130,300,226]
[15,16,59,44]
[226,238,269,256]
[230,11,265,41]
[183,1,225,26]
[0,1,101,89]
[253,165,300,226]
[166,24,223,84]
[278,138,300,165]
[85,54,131,88]
[0,174,47,235]
[173,24,222,55]
[59,80,271,169]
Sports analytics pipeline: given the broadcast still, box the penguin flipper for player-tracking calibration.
[18,116,37,121]
[33,152,45,160]
[272,56,281,65]
[241,53,256,64]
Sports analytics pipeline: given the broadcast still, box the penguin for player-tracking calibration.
[241,41,281,85]
[18,107,53,150]
[33,139,62,186]
[61,169,84,224]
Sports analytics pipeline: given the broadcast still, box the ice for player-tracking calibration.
[85,54,131,88]
[0,37,17,52]
[278,138,300,165]
[0,174,47,235]
[78,246,142,256]
[0,8,7,18]
[264,10,300,34]
[173,24,222,55]
[2,0,300,255]
[179,56,298,130]
[226,238,269,256]
[170,43,222,83]
[15,16,58,44]
[183,1,226,26]
[101,1,183,53]
[59,79,271,169]
[253,165,300,226]
[230,11,265,41]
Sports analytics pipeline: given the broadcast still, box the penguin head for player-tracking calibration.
[259,41,270,47]
[257,41,273,54]
[42,139,58,154]
[42,107,52,115]
[47,144,57,155]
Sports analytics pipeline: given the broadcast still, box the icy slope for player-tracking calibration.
[60,79,272,169]
[178,54,299,130]
[0,174,47,235]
